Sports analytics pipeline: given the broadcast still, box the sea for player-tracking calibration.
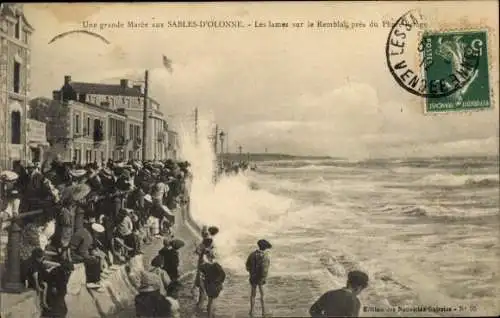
[181,128,499,317]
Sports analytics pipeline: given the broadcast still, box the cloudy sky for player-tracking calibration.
[25,2,498,158]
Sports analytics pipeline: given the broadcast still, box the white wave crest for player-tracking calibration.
[414,173,499,187]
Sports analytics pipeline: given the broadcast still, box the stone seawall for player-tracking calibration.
[0,204,201,318]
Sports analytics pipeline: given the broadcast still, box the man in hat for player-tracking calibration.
[159,237,181,282]
[135,271,172,318]
[246,239,272,317]
[40,260,74,318]
[199,250,226,318]
[69,217,102,288]
[309,270,369,318]
[22,161,57,215]
[115,208,140,256]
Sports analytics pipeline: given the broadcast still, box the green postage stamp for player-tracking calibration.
[422,30,491,113]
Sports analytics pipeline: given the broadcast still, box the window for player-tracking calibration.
[14,15,20,39]
[129,151,133,160]
[11,111,21,144]
[23,31,28,44]
[83,116,88,135]
[129,124,133,139]
[78,93,86,103]
[74,149,82,164]
[13,61,20,93]
[87,117,91,136]
[94,119,103,142]
[74,114,80,134]
[101,151,105,162]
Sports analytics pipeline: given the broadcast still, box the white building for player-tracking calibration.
[50,76,176,162]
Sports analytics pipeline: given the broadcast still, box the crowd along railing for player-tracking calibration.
[1,209,45,294]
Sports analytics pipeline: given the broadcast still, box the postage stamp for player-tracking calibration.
[385,9,491,111]
[421,30,491,113]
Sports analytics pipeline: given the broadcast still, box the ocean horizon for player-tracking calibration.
[186,151,499,317]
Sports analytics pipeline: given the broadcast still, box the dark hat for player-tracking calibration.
[170,238,185,250]
[257,239,272,250]
[347,270,369,289]
[208,226,219,236]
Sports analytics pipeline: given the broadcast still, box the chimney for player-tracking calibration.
[64,75,71,85]
[120,79,129,89]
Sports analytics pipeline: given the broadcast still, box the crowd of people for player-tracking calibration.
[1,155,370,318]
[0,156,192,317]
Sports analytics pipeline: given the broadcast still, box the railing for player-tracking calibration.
[0,209,45,293]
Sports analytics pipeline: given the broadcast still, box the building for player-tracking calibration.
[26,118,49,162]
[47,75,176,163]
[166,129,179,160]
[0,4,34,170]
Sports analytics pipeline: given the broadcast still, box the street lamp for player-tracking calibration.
[219,131,225,157]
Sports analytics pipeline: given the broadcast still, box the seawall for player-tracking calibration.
[0,204,201,318]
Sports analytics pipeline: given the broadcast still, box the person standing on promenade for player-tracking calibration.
[246,239,272,317]
[40,260,74,318]
[192,225,212,308]
[199,251,226,318]
[309,270,369,317]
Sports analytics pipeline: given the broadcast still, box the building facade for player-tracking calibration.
[0,3,34,170]
[26,118,49,162]
[166,129,179,161]
[47,75,177,163]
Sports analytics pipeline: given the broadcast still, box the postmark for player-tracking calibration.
[421,30,491,113]
[385,10,482,100]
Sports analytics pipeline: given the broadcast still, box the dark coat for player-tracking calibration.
[135,290,173,318]
[159,247,180,281]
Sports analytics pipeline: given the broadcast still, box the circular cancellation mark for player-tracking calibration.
[385,10,480,98]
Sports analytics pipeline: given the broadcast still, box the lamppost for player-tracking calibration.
[219,130,225,158]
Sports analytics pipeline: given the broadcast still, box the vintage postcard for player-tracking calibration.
[0,2,498,318]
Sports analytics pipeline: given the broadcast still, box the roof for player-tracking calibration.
[68,82,142,97]
[69,100,128,117]
[1,4,34,31]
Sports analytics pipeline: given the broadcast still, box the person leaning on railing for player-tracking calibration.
[0,170,22,224]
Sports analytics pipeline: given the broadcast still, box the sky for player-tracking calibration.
[24,2,499,158]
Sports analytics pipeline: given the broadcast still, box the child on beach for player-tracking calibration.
[199,251,226,318]
[246,239,272,317]
[192,225,219,308]
[159,238,180,282]
[309,270,369,317]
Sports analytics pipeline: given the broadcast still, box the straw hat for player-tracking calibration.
[61,184,91,202]
[70,169,87,178]
[0,170,19,182]
[91,223,105,233]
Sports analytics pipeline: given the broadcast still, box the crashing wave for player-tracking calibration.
[414,173,499,187]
